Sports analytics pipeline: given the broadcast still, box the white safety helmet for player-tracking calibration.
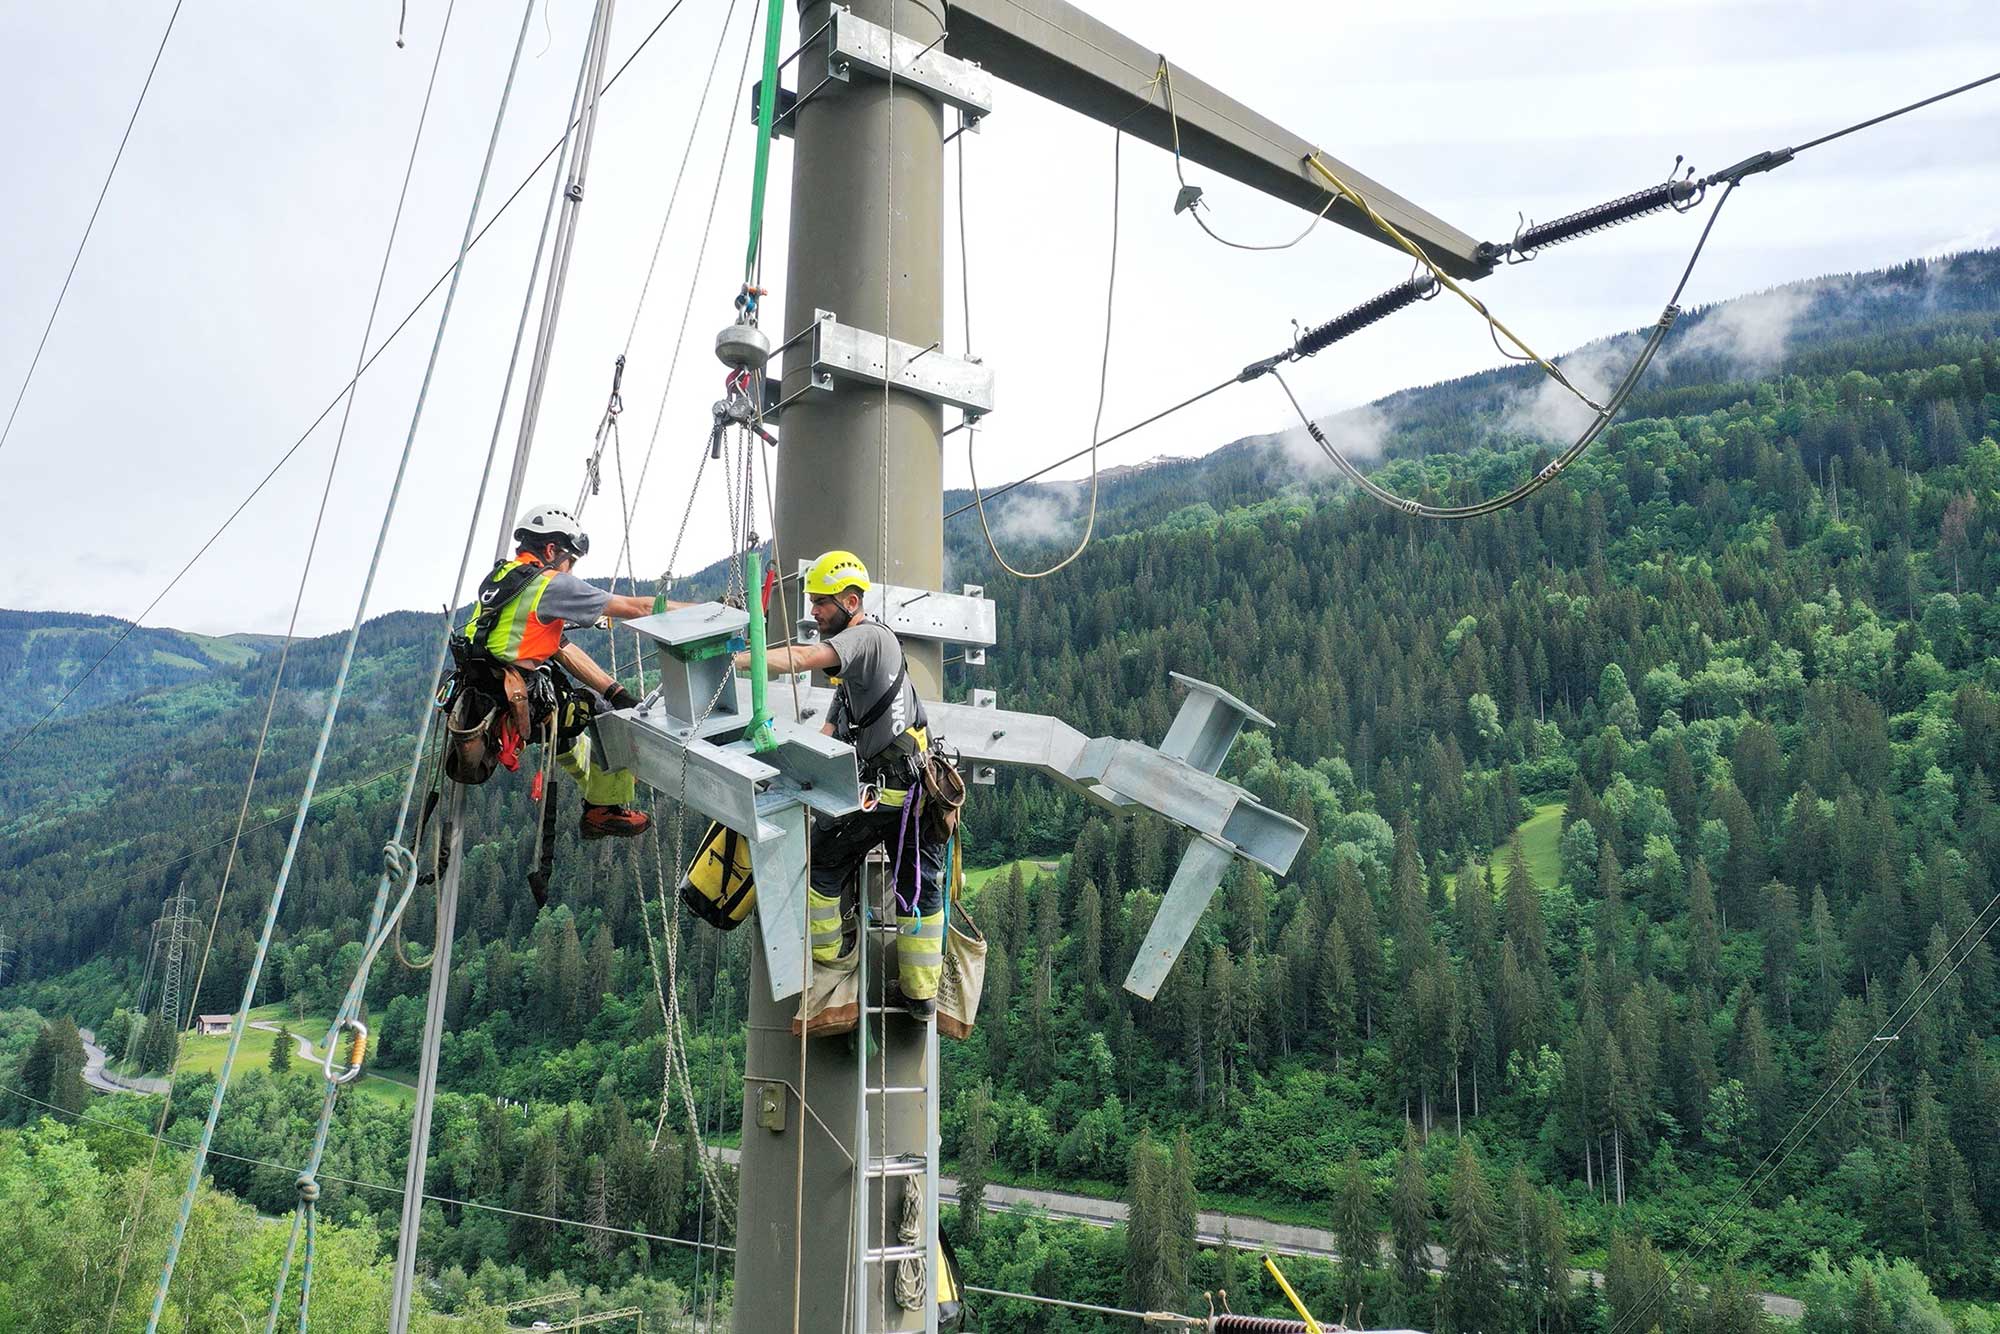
[513,504,590,558]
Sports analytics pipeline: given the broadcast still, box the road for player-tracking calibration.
[708,1146,1804,1320]
[77,1028,169,1096]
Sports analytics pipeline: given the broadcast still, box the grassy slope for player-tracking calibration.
[962,857,1059,893]
[1448,800,1564,895]
[164,1003,415,1109]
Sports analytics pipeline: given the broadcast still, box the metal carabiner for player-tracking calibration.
[322,1016,369,1086]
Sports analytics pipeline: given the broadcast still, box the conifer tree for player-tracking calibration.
[1441,1135,1503,1334]
[1389,1126,1433,1322]
[269,1025,293,1074]
[1332,1147,1376,1314]
[957,1079,996,1242]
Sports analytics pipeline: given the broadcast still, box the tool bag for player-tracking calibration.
[918,747,967,843]
[680,821,757,930]
[936,903,987,1040]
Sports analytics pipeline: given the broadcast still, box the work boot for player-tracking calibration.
[580,804,651,840]
[883,981,936,1022]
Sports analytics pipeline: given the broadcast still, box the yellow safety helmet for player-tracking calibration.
[804,549,870,598]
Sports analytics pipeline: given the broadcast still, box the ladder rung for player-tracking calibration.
[866,1085,926,1096]
[864,1243,926,1264]
[866,1153,929,1178]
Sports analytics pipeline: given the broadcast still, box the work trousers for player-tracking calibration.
[554,728,635,807]
[807,799,947,999]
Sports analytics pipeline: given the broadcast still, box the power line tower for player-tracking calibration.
[0,927,14,988]
[155,888,199,1036]
[594,4,1482,1330]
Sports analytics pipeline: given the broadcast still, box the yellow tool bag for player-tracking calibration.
[679,821,756,930]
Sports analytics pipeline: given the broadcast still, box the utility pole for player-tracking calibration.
[643,4,1483,1329]
[0,928,13,988]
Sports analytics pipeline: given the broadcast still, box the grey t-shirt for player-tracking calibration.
[535,569,612,626]
[827,619,925,761]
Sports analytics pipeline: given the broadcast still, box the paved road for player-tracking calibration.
[77,1029,169,1096]
[709,1146,1804,1320]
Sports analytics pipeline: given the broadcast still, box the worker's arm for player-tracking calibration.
[732,643,840,675]
[604,593,686,620]
[555,641,639,708]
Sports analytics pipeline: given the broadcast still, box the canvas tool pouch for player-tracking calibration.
[935,905,987,1040]
[789,950,860,1038]
[443,689,500,786]
[918,749,966,843]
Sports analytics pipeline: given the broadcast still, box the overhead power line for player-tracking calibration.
[0,1,185,459]
[946,66,2000,538]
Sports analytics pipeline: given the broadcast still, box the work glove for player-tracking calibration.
[604,683,639,710]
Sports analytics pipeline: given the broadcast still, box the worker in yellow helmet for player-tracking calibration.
[734,550,948,1019]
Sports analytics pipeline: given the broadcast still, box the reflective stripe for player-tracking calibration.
[461,557,561,665]
[897,912,945,968]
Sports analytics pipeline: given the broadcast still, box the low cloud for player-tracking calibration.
[988,487,1083,547]
[1670,284,1816,373]
[1268,403,1394,477]
[1500,333,1639,443]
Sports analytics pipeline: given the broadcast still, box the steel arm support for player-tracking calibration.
[943,0,1491,278]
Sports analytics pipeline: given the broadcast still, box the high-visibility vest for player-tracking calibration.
[459,554,565,666]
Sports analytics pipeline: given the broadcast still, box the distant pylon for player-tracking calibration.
[156,890,199,1034]
[0,928,14,987]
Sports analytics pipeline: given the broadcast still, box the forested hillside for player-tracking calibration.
[4,250,2000,1330]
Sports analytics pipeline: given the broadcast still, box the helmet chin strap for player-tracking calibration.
[826,598,855,634]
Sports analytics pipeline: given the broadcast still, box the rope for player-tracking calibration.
[0,0,690,770]
[495,0,618,559]
[609,0,762,596]
[143,2,531,1324]
[893,1176,927,1310]
[0,0,184,459]
[268,29,597,1293]
[108,4,463,1322]
[576,0,735,523]
[961,125,1124,578]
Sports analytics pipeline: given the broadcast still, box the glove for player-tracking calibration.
[604,683,638,710]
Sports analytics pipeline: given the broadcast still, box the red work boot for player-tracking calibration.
[580,804,651,840]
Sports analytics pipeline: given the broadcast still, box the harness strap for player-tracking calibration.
[843,658,909,734]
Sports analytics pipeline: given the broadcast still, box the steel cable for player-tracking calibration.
[0,1,185,458]
[143,6,535,1325]
[0,0,694,769]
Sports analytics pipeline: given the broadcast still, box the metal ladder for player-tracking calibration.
[850,850,941,1334]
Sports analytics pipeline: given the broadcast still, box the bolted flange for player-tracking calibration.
[715,320,772,374]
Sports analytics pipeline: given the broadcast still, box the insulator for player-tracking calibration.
[1293,274,1436,359]
[1509,177,1699,254]
[1211,1316,1313,1333]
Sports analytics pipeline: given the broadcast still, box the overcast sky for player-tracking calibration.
[4,0,1997,637]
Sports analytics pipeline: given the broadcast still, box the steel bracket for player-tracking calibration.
[597,602,865,1004]
[826,4,993,126]
[793,565,997,649]
[797,309,995,417]
[757,671,1305,999]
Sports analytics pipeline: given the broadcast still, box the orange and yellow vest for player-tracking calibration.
[459,553,566,667]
